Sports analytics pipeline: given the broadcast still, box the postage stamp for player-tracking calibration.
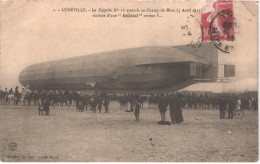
[201,1,235,53]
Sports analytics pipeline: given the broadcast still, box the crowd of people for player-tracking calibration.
[0,87,110,115]
[0,86,258,123]
[117,91,257,122]
[118,93,184,123]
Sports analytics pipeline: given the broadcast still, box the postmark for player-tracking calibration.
[181,14,203,50]
[209,9,235,53]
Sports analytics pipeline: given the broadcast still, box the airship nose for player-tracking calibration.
[19,68,28,87]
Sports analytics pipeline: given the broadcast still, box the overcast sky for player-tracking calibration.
[0,1,258,92]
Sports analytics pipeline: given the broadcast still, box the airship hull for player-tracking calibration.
[19,43,220,92]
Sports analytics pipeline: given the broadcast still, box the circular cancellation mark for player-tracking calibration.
[209,9,235,53]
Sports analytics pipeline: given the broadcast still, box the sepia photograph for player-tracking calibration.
[0,0,258,162]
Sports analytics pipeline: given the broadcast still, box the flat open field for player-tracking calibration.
[0,102,258,162]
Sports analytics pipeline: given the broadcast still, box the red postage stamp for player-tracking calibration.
[201,0,234,47]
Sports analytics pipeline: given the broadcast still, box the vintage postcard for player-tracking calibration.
[0,0,258,162]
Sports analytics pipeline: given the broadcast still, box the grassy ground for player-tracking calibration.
[0,102,258,162]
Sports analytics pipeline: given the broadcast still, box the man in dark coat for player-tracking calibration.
[44,97,51,115]
[14,86,21,105]
[219,95,227,119]
[103,96,109,113]
[9,88,13,94]
[158,95,168,122]
[134,101,141,121]
[175,93,184,123]
[89,95,96,113]
[169,94,176,124]
[40,91,46,106]
[228,96,236,119]
[75,92,81,110]
[3,88,8,104]
[97,95,103,113]
[129,95,135,112]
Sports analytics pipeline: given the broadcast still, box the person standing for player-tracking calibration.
[40,90,46,106]
[75,92,81,110]
[175,93,184,123]
[67,91,73,107]
[219,95,227,119]
[158,94,168,122]
[228,96,236,119]
[44,97,51,116]
[103,96,110,113]
[9,88,13,94]
[0,87,3,105]
[89,95,96,113]
[169,94,176,124]
[14,86,20,105]
[253,98,258,111]
[236,97,241,110]
[134,101,141,121]
[129,95,135,112]
[97,95,103,113]
[3,88,8,104]
[33,90,39,106]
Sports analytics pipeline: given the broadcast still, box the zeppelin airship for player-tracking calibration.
[19,42,235,93]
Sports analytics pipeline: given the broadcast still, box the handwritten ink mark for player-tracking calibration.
[149,138,155,147]
[8,142,17,151]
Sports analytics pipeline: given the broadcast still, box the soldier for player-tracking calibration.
[198,94,204,108]
[75,92,81,110]
[78,100,84,112]
[148,94,154,109]
[252,97,258,111]
[9,88,13,94]
[0,87,3,105]
[204,94,210,109]
[187,93,192,109]
[103,96,110,113]
[129,95,135,112]
[72,90,78,106]
[192,93,198,110]
[14,86,20,105]
[97,95,103,113]
[169,94,176,124]
[158,94,168,122]
[89,95,96,112]
[67,90,73,108]
[27,91,33,106]
[175,93,184,123]
[33,90,37,106]
[218,95,227,119]
[139,96,145,109]
[81,95,88,111]
[134,101,141,121]
[40,90,46,106]
[154,94,160,109]
[44,96,51,115]
[228,95,236,119]
[121,94,128,110]
[3,88,8,104]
